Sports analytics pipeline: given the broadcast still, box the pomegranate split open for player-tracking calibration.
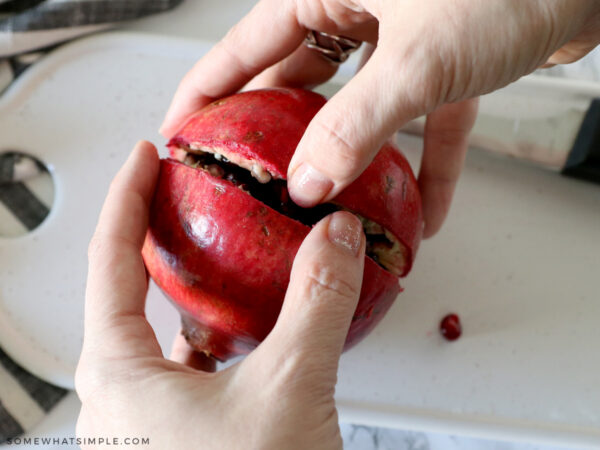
[178,148,407,277]
[142,88,423,360]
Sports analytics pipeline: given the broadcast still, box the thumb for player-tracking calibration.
[287,44,432,208]
[257,211,366,374]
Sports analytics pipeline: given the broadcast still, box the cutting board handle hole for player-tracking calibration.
[0,151,54,237]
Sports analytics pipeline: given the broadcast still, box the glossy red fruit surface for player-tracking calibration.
[440,313,462,341]
[142,88,423,360]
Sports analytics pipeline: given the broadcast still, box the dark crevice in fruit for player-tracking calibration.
[180,150,401,275]
[182,151,339,226]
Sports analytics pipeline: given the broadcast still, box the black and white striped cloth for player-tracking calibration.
[0,347,67,443]
[0,0,183,443]
[0,152,50,236]
[0,0,184,92]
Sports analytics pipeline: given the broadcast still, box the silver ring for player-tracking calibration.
[304,30,362,64]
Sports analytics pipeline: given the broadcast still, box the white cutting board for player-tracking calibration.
[0,33,599,448]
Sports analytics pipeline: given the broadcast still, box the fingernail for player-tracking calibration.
[289,163,333,208]
[328,211,363,256]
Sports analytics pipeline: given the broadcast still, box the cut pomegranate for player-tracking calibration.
[142,88,424,360]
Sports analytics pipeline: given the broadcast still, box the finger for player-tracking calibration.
[160,0,304,138]
[170,332,217,373]
[84,141,162,358]
[419,98,479,238]
[287,44,430,207]
[245,44,338,91]
[257,211,365,375]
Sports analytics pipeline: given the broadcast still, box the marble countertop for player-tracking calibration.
[4,391,573,450]
[1,1,599,449]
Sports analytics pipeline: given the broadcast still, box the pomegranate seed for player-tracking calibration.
[440,313,461,341]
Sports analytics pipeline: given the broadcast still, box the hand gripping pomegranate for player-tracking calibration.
[142,88,423,361]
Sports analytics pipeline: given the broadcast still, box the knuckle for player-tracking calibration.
[406,51,446,110]
[381,25,453,109]
[87,234,108,261]
[87,233,122,263]
[87,231,138,263]
[419,161,460,189]
[304,263,360,302]
[219,27,261,78]
[433,128,469,152]
[311,118,367,178]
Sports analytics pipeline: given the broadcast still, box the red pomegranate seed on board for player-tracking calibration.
[440,313,461,341]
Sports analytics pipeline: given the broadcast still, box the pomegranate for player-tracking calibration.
[142,88,423,361]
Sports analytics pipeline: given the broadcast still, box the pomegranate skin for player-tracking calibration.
[142,159,400,360]
[334,144,422,274]
[143,88,423,360]
[168,88,422,275]
[168,88,326,179]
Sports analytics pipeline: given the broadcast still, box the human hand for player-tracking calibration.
[159,0,600,237]
[75,141,367,449]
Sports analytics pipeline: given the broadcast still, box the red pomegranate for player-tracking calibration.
[142,88,423,361]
